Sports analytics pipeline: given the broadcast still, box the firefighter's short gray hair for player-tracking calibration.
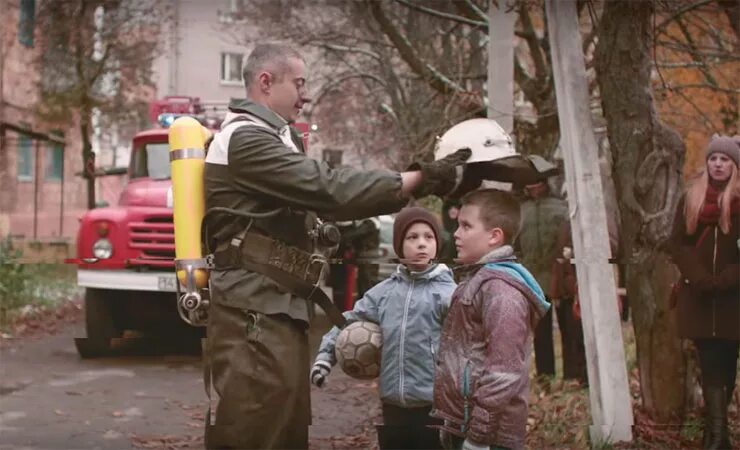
[242,43,303,90]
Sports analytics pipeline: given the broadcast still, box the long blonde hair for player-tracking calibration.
[684,163,740,234]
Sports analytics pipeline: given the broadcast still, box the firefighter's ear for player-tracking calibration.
[257,71,273,93]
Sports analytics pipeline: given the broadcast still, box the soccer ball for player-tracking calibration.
[335,321,382,379]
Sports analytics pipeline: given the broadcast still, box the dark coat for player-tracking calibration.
[669,195,740,341]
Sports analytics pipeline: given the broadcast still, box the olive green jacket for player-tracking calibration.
[204,99,406,321]
[515,196,569,293]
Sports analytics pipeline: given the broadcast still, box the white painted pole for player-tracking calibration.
[544,0,633,444]
[487,0,515,134]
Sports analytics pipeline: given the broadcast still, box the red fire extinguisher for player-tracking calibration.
[343,248,357,312]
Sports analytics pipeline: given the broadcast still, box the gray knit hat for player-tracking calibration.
[706,134,740,167]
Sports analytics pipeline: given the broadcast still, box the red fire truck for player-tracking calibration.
[67,96,309,357]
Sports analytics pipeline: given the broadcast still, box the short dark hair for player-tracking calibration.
[460,189,521,244]
[242,43,302,90]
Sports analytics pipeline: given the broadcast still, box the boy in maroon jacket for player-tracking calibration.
[432,189,550,450]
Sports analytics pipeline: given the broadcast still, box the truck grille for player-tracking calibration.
[129,216,176,260]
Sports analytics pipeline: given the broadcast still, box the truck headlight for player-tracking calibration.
[92,239,113,259]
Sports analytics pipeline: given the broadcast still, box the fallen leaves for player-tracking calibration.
[130,433,203,449]
[0,298,82,346]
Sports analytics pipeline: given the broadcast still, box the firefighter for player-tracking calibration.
[515,177,567,380]
[328,219,379,310]
[201,43,482,450]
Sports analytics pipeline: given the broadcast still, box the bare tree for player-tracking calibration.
[35,0,165,209]
[594,0,737,422]
[595,0,688,421]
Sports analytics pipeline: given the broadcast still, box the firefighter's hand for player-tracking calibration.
[462,438,489,450]
[409,148,479,199]
[310,360,332,388]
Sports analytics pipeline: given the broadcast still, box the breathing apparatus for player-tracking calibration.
[168,116,340,327]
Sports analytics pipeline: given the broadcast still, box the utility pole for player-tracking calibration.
[487,0,514,133]
[545,0,633,444]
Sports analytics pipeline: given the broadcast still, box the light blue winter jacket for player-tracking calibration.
[315,263,456,408]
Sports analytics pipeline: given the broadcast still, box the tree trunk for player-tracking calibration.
[80,108,96,210]
[595,0,687,422]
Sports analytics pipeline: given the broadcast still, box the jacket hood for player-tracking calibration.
[484,261,550,319]
[392,263,453,283]
[455,245,550,324]
[224,98,287,130]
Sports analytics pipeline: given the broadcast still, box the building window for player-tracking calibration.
[45,143,64,181]
[218,0,245,23]
[18,0,35,47]
[17,135,34,181]
[322,149,343,168]
[220,52,243,84]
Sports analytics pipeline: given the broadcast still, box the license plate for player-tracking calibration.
[158,276,178,291]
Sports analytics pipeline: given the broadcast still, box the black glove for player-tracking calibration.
[409,148,480,199]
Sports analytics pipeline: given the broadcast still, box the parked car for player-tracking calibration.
[371,214,397,281]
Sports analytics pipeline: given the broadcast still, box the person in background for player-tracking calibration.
[439,199,461,264]
[515,178,568,380]
[669,135,739,450]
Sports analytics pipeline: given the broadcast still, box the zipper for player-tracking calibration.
[460,360,471,433]
[429,336,437,366]
[398,279,415,406]
[536,201,541,251]
[712,226,718,337]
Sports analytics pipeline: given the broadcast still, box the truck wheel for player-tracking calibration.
[75,288,123,358]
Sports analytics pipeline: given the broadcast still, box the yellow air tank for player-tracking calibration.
[169,116,211,290]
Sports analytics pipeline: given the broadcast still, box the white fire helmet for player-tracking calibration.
[434,118,517,163]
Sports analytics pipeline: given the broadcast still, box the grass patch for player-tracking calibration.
[0,238,81,330]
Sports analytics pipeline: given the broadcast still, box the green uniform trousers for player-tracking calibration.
[204,301,310,449]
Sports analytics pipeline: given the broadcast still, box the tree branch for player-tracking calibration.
[462,0,488,22]
[674,16,718,87]
[657,39,740,59]
[518,3,548,82]
[514,55,539,102]
[671,87,720,129]
[653,0,713,35]
[393,0,487,29]
[654,83,740,94]
[307,73,388,114]
[718,0,739,41]
[366,0,467,96]
[319,43,382,61]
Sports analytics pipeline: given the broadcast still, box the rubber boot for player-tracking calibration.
[703,386,729,450]
[376,425,409,450]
